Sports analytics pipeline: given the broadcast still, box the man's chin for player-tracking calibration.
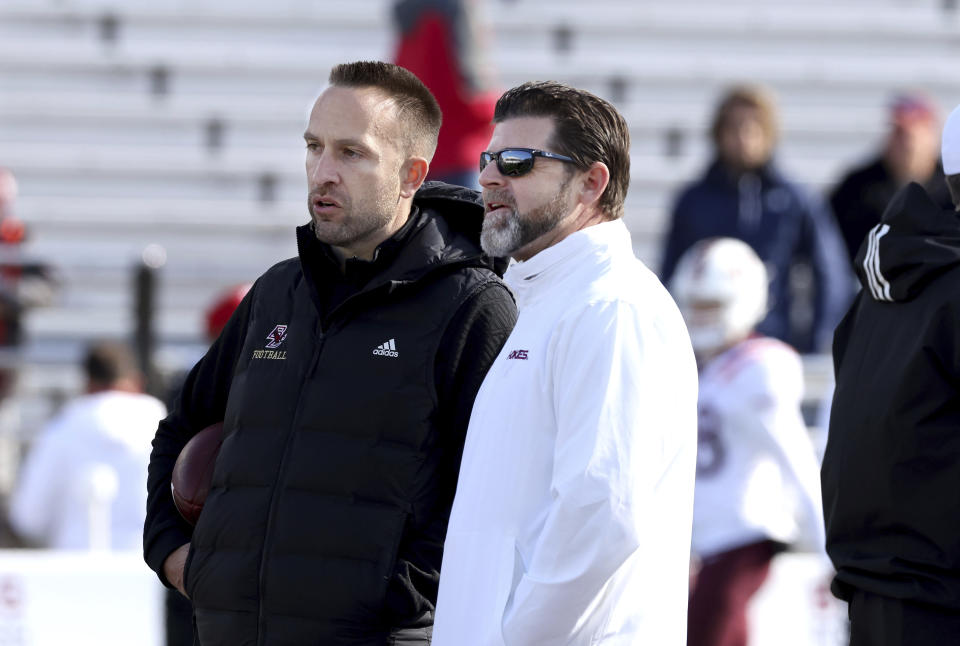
[480,229,520,258]
[312,221,349,245]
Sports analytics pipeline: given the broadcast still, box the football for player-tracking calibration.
[171,421,224,526]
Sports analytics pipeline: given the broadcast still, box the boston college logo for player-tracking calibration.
[265,324,288,349]
[253,324,289,360]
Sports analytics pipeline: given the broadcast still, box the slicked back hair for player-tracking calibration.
[329,61,442,159]
[946,174,960,210]
[493,81,631,221]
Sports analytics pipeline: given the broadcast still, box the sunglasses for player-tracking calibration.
[479,148,578,177]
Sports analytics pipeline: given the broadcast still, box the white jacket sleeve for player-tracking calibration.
[9,423,67,545]
[739,352,826,553]
[501,300,681,643]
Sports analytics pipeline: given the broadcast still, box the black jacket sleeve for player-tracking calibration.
[797,193,854,353]
[385,278,517,620]
[143,283,257,585]
[659,194,691,285]
[434,280,518,451]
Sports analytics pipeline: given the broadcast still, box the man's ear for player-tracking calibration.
[399,157,430,199]
[577,161,610,210]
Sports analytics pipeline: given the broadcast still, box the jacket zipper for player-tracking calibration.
[255,329,326,645]
[250,231,486,640]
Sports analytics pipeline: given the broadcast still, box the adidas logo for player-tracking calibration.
[372,338,398,358]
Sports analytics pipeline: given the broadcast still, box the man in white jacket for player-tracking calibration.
[433,81,699,645]
[9,341,166,550]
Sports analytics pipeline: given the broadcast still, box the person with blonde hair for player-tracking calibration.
[660,84,850,353]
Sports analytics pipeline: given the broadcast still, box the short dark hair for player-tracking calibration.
[947,173,960,209]
[710,84,780,148]
[493,81,631,220]
[329,61,442,159]
[83,341,139,387]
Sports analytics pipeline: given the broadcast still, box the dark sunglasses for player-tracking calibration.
[479,148,578,177]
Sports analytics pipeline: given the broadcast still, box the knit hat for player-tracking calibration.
[205,284,251,340]
[889,92,937,126]
[943,104,960,176]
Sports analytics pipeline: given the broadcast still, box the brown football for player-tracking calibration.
[171,421,224,526]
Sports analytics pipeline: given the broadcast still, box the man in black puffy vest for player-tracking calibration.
[143,61,517,646]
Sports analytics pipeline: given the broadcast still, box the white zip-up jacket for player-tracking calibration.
[10,390,167,550]
[433,219,699,645]
[692,337,825,560]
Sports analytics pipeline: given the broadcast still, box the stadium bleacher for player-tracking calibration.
[1,0,958,447]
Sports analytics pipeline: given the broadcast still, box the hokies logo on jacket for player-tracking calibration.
[253,324,288,360]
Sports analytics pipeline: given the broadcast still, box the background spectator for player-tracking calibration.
[830,91,953,265]
[660,84,851,353]
[0,168,19,223]
[393,0,499,188]
[0,168,57,406]
[8,341,166,550]
[204,283,252,342]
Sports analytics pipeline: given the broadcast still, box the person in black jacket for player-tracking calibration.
[829,91,953,266]
[143,61,517,646]
[821,103,960,646]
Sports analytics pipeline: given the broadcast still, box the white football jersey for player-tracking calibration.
[692,336,825,559]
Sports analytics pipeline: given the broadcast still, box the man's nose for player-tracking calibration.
[479,159,504,188]
[308,150,339,185]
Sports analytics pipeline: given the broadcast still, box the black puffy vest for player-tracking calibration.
[184,193,504,645]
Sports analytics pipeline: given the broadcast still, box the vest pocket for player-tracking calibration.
[259,498,411,623]
[182,543,197,599]
[372,505,412,612]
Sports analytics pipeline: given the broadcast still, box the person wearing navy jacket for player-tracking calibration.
[660,84,851,353]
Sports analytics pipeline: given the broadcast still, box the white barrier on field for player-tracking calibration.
[749,552,849,646]
[0,550,162,646]
[0,549,846,646]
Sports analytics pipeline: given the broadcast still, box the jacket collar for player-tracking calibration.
[704,157,782,187]
[854,182,960,303]
[305,206,429,288]
[504,219,633,308]
[295,182,500,321]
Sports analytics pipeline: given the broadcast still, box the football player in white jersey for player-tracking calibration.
[671,237,825,646]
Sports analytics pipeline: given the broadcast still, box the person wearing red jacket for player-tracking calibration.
[394,0,498,188]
